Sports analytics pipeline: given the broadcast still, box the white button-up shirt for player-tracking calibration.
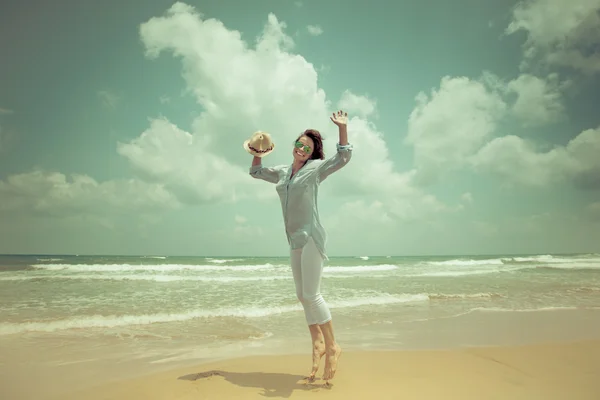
[249,143,353,260]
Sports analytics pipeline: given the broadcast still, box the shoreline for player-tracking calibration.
[43,338,600,400]
[3,307,600,399]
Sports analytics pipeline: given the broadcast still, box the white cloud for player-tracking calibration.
[471,135,568,186]
[322,117,428,201]
[133,2,449,220]
[306,25,323,36]
[337,90,376,118]
[506,73,565,126]
[234,215,247,224]
[6,3,449,234]
[471,126,600,189]
[230,213,263,237]
[117,118,254,204]
[139,6,322,165]
[97,90,121,109]
[405,76,507,185]
[326,200,395,230]
[0,170,180,221]
[402,69,600,191]
[506,0,600,74]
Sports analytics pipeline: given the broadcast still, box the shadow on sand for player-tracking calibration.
[178,370,332,398]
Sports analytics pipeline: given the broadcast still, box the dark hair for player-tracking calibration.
[295,129,325,160]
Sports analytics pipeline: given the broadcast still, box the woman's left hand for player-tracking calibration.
[330,110,348,127]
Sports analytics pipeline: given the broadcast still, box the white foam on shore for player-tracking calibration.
[0,274,293,282]
[429,292,503,300]
[30,263,279,272]
[325,265,397,273]
[407,268,517,277]
[0,293,427,335]
[505,255,600,264]
[422,259,505,267]
[421,254,600,269]
[206,258,245,264]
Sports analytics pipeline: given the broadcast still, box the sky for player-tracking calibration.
[1,0,599,257]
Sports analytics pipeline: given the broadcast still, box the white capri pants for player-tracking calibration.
[289,236,332,325]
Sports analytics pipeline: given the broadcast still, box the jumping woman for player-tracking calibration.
[247,110,353,382]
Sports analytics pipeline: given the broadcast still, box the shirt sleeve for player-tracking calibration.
[316,143,354,182]
[249,164,285,184]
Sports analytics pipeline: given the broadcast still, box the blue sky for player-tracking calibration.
[1,0,599,256]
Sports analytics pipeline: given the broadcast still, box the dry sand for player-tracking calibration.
[46,339,600,400]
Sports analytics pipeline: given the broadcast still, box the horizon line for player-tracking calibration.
[0,252,595,258]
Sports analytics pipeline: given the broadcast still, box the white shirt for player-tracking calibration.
[249,143,353,260]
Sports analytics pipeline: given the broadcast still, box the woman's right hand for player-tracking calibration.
[251,155,262,167]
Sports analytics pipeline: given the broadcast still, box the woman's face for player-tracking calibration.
[292,135,314,163]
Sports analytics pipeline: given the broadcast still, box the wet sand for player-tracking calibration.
[30,339,599,400]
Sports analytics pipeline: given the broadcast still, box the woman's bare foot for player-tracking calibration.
[306,340,326,381]
[322,343,342,381]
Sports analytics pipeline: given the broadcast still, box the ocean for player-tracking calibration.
[1,252,600,397]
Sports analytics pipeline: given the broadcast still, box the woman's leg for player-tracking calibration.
[307,324,325,380]
[290,244,326,380]
[319,320,341,381]
[289,247,308,319]
[299,237,330,325]
[300,238,341,381]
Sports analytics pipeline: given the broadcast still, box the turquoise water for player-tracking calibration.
[1,253,599,334]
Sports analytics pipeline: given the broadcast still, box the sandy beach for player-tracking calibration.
[19,339,591,400]
[2,253,599,399]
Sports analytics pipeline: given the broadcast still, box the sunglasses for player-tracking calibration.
[295,141,312,153]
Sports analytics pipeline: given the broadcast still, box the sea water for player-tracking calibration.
[1,253,599,371]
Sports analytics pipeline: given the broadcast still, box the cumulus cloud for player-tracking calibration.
[506,73,566,126]
[0,170,180,221]
[0,2,449,233]
[132,2,449,221]
[471,126,600,189]
[117,118,253,204]
[405,76,507,185]
[402,67,599,191]
[307,25,323,36]
[139,6,323,164]
[337,90,377,118]
[506,0,600,74]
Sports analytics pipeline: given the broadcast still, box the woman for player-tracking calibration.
[248,110,352,382]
